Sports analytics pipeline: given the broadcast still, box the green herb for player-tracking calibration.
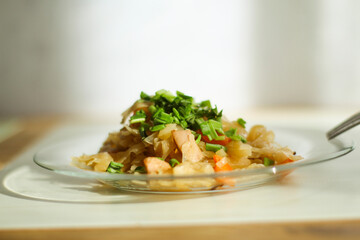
[176,91,193,100]
[200,100,211,108]
[172,108,181,119]
[263,157,275,166]
[154,112,173,124]
[195,134,201,144]
[237,118,246,128]
[169,158,180,167]
[135,90,230,136]
[140,91,151,100]
[130,110,146,124]
[225,128,247,143]
[180,120,188,129]
[205,143,227,152]
[199,119,225,141]
[106,161,124,174]
[150,124,166,132]
[148,105,157,114]
[107,168,121,174]
[139,122,149,138]
[155,89,176,102]
[157,157,165,161]
[134,166,146,173]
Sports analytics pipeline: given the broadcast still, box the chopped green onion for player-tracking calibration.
[148,105,157,114]
[134,90,229,144]
[150,124,166,132]
[169,158,180,167]
[200,100,211,108]
[209,119,225,135]
[237,118,246,128]
[130,118,146,124]
[130,110,146,124]
[140,91,151,100]
[155,89,176,102]
[205,143,227,152]
[199,119,225,141]
[134,166,146,173]
[172,108,181,119]
[176,91,193,100]
[225,128,247,143]
[107,168,121,174]
[173,117,180,124]
[109,161,124,169]
[157,157,165,161]
[195,118,205,127]
[139,122,149,138]
[263,157,275,166]
[152,108,164,119]
[107,161,124,174]
[199,121,213,140]
[195,134,201,144]
[180,120,188,129]
[229,135,247,143]
[156,112,173,124]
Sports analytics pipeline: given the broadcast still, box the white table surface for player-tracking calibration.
[1,110,359,230]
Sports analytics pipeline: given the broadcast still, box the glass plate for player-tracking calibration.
[33,127,355,194]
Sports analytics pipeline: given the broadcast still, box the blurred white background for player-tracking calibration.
[0,0,359,116]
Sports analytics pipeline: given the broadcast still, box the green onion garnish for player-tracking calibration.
[237,118,246,128]
[130,110,147,124]
[200,100,211,108]
[176,91,193,100]
[195,134,201,144]
[134,166,146,173]
[140,91,151,100]
[169,158,180,167]
[180,120,188,129]
[172,108,181,119]
[139,122,149,138]
[109,161,124,169]
[107,168,121,173]
[155,89,176,102]
[263,157,275,166]
[150,124,166,132]
[148,105,157,114]
[135,90,226,138]
[225,128,247,143]
[205,143,227,152]
[155,112,173,124]
[199,119,225,141]
[106,161,124,174]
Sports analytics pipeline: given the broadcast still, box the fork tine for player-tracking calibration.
[327,112,360,140]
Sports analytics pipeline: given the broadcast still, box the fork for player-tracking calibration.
[327,112,360,140]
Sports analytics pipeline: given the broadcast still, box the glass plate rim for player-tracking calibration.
[33,132,355,181]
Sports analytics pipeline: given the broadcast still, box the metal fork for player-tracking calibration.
[327,112,360,140]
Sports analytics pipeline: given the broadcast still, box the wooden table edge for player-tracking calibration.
[1,219,360,240]
[0,116,60,170]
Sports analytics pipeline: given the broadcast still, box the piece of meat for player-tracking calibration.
[172,129,203,163]
[144,157,172,174]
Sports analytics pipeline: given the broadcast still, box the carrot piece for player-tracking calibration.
[281,158,294,164]
[213,154,222,163]
[214,163,233,172]
[197,130,231,146]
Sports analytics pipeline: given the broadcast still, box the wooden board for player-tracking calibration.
[1,220,360,240]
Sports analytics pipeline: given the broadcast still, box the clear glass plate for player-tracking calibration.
[33,127,355,194]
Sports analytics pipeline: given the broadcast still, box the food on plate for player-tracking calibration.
[72,90,302,179]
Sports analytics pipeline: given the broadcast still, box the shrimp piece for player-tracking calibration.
[172,129,203,163]
[144,157,172,174]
